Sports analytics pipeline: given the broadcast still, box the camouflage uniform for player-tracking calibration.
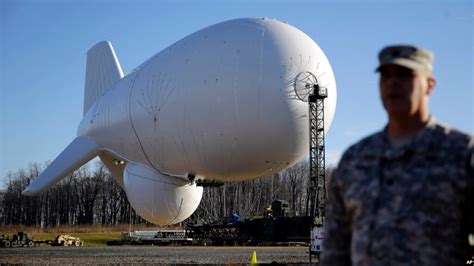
[321,118,473,265]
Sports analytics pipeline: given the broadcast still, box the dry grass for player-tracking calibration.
[30,232,122,247]
[1,223,183,234]
[1,224,184,247]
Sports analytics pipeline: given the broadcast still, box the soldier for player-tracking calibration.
[321,45,473,265]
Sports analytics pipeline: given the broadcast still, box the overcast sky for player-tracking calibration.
[1,0,472,189]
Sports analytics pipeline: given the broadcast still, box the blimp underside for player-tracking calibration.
[23,18,336,225]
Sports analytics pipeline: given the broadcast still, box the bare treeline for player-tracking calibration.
[0,161,334,227]
[0,162,143,227]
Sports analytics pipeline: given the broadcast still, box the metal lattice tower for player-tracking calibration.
[293,71,327,225]
[308,85,327,225]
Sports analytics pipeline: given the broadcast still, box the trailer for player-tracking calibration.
[188,216,313,246]
[107,230,192,246]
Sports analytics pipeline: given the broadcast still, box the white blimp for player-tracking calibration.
[23,18,337,225]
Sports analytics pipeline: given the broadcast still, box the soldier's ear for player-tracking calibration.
[426,76,436,96]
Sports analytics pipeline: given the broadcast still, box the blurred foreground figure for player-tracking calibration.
[322,45,473,265]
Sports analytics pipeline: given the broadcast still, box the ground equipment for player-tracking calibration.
[0,232,51,248]
[51,234,83,247]
[107,230,192,246]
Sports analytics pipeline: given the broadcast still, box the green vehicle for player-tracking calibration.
[1,232,36,248]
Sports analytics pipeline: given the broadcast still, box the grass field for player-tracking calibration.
[29,232,122,247]
[1,224,176,247]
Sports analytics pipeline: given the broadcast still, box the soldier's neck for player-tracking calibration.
[387,111,430,138]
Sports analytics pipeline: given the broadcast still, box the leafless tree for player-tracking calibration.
[1,159,335,227]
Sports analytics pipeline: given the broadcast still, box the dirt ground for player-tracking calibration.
[0,245,319,264]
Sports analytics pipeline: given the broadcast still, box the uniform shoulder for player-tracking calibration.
[431,122,473,147]
[339,131,384,162]
[345,131,384,154]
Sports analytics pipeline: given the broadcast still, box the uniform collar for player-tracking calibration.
[378,116,436,159]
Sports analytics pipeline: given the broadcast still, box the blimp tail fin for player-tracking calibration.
[22,136,99,196]
[83,41,124,115]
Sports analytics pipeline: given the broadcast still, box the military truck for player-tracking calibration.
[51,234,83,247]
[0,232,37,248]
[0,234,11,248]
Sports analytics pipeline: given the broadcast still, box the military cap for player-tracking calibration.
[376,45,434,73]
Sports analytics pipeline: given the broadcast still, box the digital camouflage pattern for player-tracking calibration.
[322,118,473,265]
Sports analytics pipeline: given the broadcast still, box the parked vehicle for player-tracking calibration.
[0,232,47,248]
[51,234,83,247]
[107,230,192,246]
